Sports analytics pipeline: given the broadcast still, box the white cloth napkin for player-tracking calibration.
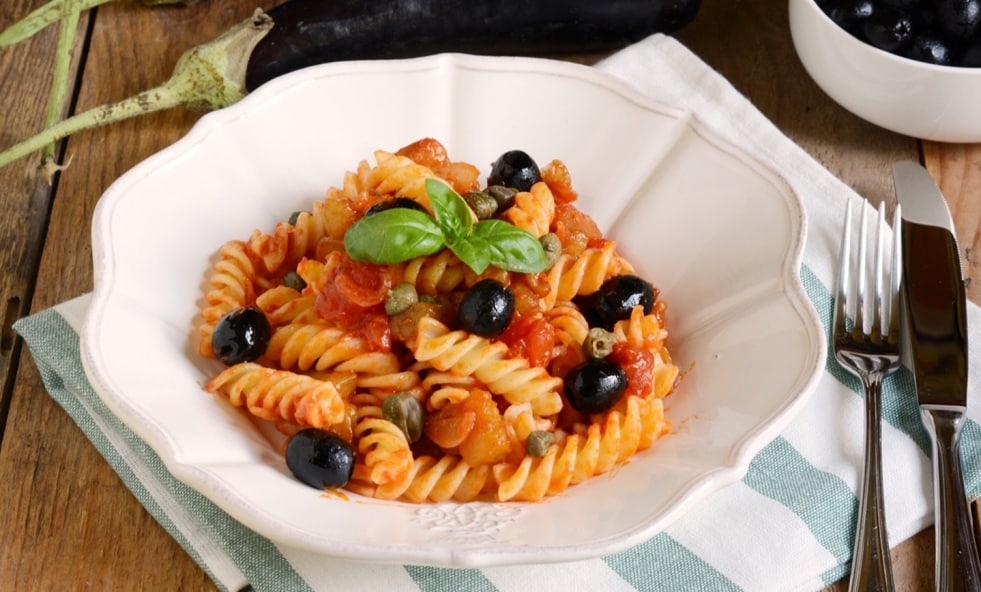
[14,33,981,592]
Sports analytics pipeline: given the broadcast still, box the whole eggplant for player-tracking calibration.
[0,0,701,171]
[245,0,701,91]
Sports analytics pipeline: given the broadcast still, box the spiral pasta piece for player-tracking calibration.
[353,416,414,497]
[502,181,556,238]
[400,249,468,296]
[205,362,346,427]
[254,286,316,327]
[613,305,668,351]
[546,301,591,358]
[266,322,370,372]
[413,317,563,416]
[544,241,631,307]
[368,150,437,205]
[495,395,668,501]
[198,240,264,357]
[401,455,491,502]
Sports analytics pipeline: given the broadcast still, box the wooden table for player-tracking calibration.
[0,0,977,589]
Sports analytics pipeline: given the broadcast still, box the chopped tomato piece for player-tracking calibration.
[500,313,555,368]
[553,204,602,257]
[314,254,393,350]
[425,408,476,449]
[457,390,510,466]
[607,342,655,398]
[397,137,451,169]
[541,159,578,204]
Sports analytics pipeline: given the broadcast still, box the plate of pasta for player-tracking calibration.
[82,53,825,567]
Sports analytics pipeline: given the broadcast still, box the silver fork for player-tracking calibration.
[833,199,902,592]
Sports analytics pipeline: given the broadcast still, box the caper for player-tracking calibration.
[540,233,561,269]
[462,191,499,220]
[282,271,306,291]
[383,392,425,443]
[486,185,518,213]
[583,327,619,359]
[526,430,555,457]
[385,282,419,316]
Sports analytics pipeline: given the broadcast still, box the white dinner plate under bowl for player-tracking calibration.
[82,53,825,567]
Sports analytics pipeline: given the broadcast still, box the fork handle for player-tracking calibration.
[922,408,981,592]
[848,375,895,592]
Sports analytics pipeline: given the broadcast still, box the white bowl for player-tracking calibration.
[81,53,825,567]
[789,0,981,142]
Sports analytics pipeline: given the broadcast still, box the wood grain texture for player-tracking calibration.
[0,0,974,590]
[922,142,981,304]
[0,1,274,590]
[0,0,85,444]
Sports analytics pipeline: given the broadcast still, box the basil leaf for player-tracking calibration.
[344,208,445,264]
[446,235,492,275]
[472,220,550,273]
[426,178,472,239]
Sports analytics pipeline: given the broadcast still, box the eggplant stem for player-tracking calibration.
[0,0,199,49]
[0,0,107,49]
[0,10,272,171]
[42,0,83,165]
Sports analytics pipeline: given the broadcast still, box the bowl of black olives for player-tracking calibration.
[789,0,981,142]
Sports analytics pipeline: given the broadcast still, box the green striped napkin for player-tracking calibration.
[15,34,981,592]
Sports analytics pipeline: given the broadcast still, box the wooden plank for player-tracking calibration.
[0,0,85,439]
[922,141,981,304]
[0,1,272,589]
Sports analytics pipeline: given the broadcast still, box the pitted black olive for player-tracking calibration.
[906,33,953,65]
[211,307,272,365]
[936,0,981,43]
[577,274,657,331]
[285,428,355,489]
[862,6,914,52]
[818,0,981,67]
[458,278,515,337]
[487,150,542,192]
[564,358,628,414]
[365,196,427,216]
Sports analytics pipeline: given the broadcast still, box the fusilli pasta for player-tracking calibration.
[196,138,681,504]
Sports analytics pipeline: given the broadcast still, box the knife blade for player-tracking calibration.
[894,160,981,592]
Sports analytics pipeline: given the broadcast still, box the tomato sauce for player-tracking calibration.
[499,313,555,369]
[314,254,393,351]
[607,342,655,398]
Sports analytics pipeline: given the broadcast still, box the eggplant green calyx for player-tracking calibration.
[344,178,549,274]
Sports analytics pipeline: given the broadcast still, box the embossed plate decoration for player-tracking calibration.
[81,54,825,567]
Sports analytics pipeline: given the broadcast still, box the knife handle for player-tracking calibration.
[922,408,981,592]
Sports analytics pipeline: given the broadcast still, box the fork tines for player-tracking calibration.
[834,199,902,343]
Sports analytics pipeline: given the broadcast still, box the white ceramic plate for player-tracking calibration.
[82,54,825,567]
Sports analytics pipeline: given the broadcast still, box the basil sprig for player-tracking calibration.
[344,178,549,274]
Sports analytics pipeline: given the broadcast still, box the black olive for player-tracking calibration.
[961,42,981,66]
[458,278,515,338]
[284,429,355,489]
[862,6,915,52]
[936,0,981,43]
[824,0,875,33]
[564,358,628,414]
[211,307,271,365]
[906,34,953,64]
[577,274,657,331]
[365,196,427,216]
[487,150,542,192]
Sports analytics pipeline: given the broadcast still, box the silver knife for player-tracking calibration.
[894,160,981,592]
